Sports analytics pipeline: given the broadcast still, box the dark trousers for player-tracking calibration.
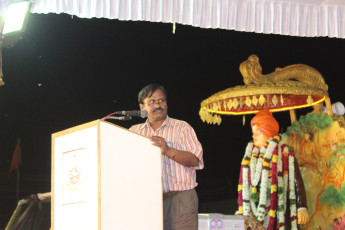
[163,189,198,230]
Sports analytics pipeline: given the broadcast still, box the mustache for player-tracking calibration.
[153,108,164,112]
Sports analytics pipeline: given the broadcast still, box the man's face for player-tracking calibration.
[252,124,269,148]
[140,89,168,122]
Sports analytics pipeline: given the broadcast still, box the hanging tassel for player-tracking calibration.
[172,23,176,34]
[243,115,245,126]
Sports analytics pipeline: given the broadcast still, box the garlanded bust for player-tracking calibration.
[237,110,309,230]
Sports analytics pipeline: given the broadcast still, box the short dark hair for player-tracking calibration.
[138,83,167,104]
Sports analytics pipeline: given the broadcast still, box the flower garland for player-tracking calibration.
[237,136,298,230]
[255,140,278,224]
[250,147,261,187]
[288,147,298,230]
[239,142,253,215]
[267,143,278,229]
[277,145,286,227]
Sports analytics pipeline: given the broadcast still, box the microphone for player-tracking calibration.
[116,110,148,118]
[106,115,133,121]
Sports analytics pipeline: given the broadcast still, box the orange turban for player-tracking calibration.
[251,110,279,138]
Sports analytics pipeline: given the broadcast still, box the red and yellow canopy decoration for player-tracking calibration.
[199,55,330,125]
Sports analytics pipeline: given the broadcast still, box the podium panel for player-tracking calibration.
[52,120,163,230]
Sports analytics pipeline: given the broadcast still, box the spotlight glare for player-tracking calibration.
[2,1,31,35]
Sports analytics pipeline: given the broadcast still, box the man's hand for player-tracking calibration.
[150,136,199,167]
[150,136,170,156]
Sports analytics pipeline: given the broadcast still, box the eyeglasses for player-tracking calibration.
[146,99,166,106]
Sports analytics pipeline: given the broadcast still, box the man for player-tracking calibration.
[130,83,204,230]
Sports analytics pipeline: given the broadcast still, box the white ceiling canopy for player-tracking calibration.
[30,0,345,38]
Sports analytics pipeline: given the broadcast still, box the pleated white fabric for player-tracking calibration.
[30,0,345,38]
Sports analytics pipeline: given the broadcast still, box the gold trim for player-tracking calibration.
[252,96,258,106]
[307,95,313,105]
[259,95,265,106]
[227,99,233,110]
[200,80,328,108]
[272,95,278,106]
[218,101,222,111]
[200,96,326,117]
[245,96,252,108]
[233,98,239,109]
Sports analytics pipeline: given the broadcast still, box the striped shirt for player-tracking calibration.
[130,116,204,192]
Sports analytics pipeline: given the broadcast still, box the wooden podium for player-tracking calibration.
[51,120,163,230]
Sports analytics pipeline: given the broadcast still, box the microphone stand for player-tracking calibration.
[103,115,132,121]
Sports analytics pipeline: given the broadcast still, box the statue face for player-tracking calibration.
[252,125,270,148]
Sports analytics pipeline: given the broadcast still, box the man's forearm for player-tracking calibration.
[165,148,199,167]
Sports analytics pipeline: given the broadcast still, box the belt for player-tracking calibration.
[163,191,178,199]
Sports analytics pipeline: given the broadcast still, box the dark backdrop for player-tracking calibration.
[0,13,344,227]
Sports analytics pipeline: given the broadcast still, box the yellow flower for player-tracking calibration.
[271,184,277,193]
[263,161,270,167]
[272,154,278,163]
[274,135,281,142]
[239,206,243,213]
[269,209,276,217]
[238,185,243,191]
[252,187,257,193]
[242,159,250,165]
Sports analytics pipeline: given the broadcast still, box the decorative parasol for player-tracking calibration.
[199,55,332,125]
